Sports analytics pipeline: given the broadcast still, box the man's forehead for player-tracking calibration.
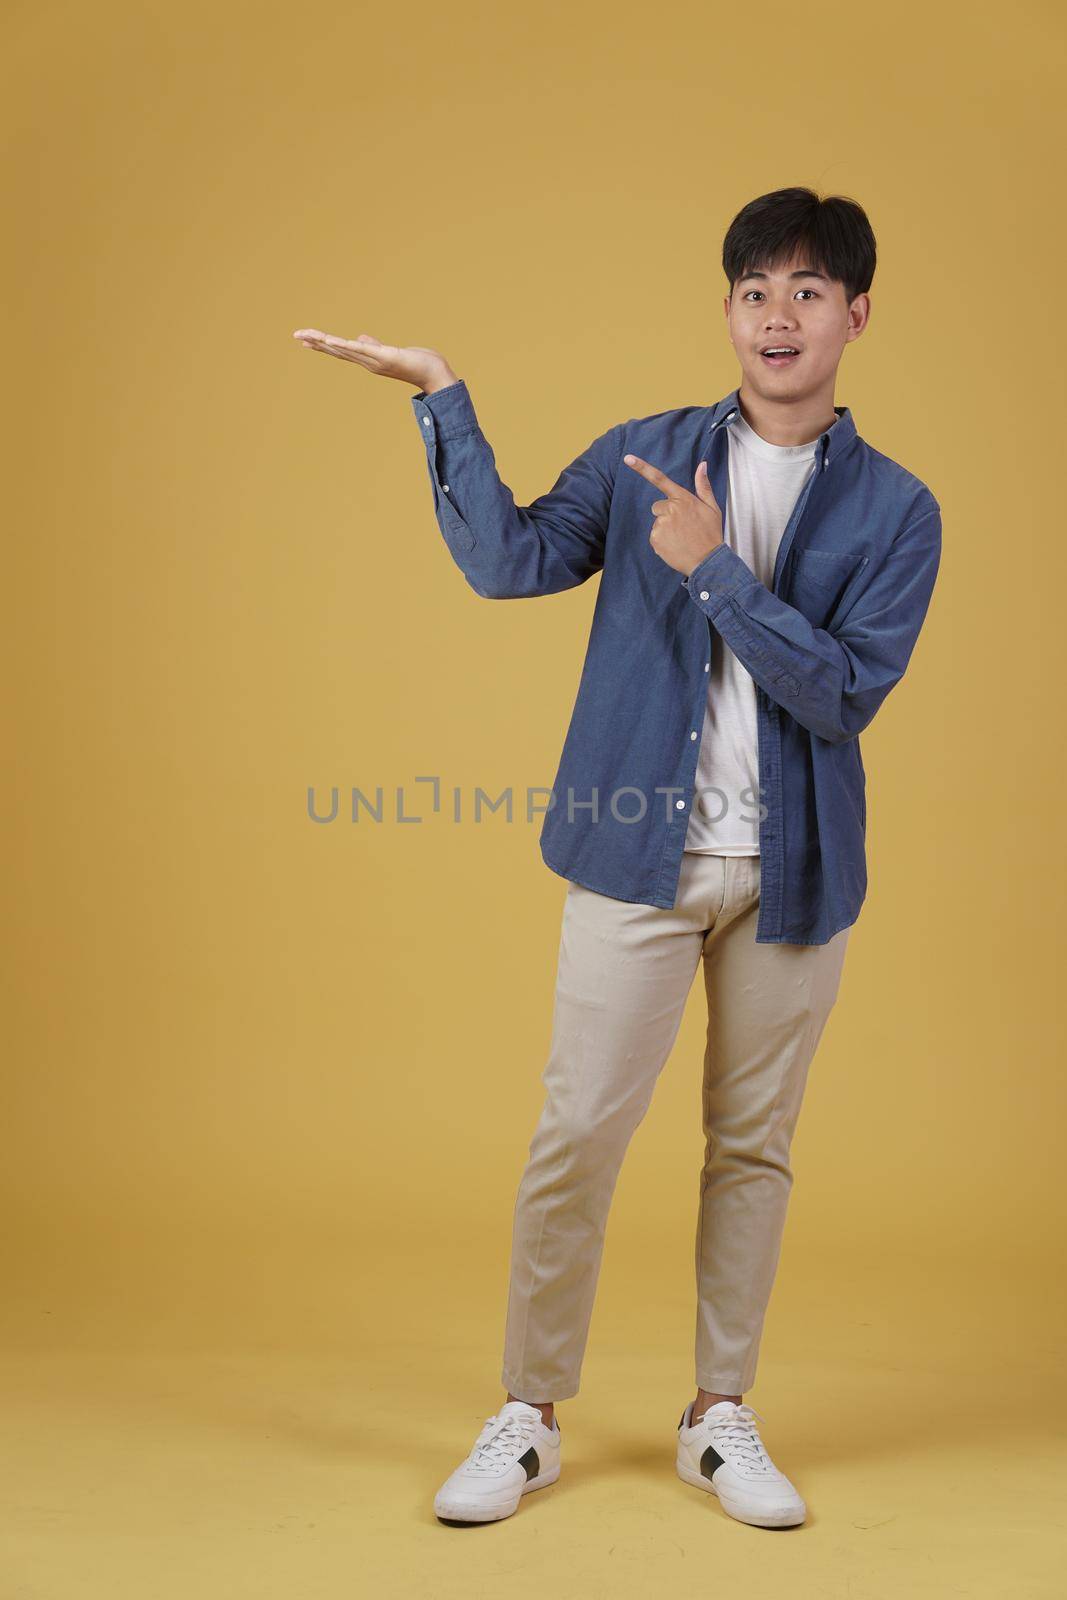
[737,260,829,284]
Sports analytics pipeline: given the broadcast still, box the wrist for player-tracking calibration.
[421,366,461,395]
[686,540,723,578]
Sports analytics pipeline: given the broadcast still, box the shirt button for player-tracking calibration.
[699,590,710,601]
[704,662,710,672]
[675,799,685,810]
[442,484,449,492]
[422,416,431,427]
[690,731,698,740]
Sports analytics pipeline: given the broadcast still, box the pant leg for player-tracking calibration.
[501,854,722,1403]
[694,855,851,1394]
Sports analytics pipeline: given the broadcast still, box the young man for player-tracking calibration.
[294,186,942,1530]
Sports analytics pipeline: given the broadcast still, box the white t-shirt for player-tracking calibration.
[683,410,821,857]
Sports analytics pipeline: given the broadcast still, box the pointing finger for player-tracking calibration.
[622,454,687,497]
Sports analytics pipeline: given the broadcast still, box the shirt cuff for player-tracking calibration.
[410,378,479,441]
[681,541,758,611]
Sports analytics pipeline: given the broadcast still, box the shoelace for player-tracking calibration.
[697,1403,776,1473]
[467,1410,539,1472]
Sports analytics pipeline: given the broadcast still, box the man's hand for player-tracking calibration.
[622,453,724,577]
[292,328,458,394]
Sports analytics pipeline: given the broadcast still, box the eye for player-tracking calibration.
[743,288,819,302]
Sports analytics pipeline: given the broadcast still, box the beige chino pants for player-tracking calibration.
[500,850,850,1403]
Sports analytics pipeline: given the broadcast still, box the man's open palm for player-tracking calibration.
[292,328,449,391]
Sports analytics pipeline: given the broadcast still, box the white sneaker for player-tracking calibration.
[676,1399,806,1528]
[434,1400,561,1523]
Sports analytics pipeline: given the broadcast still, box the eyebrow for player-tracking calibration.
[738,268,829,283]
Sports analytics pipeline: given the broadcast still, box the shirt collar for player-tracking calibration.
[708,387,856,469]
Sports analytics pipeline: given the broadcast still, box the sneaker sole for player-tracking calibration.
[435,1462,561,1524]
[676,1454,806,1528]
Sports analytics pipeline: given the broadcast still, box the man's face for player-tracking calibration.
[724,249,868,400]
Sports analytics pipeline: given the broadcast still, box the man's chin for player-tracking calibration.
[744,364,814,401]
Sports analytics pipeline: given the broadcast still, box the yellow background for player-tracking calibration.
[4,0,1065,1595]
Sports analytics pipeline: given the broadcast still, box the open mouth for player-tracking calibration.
[760,347,801,367]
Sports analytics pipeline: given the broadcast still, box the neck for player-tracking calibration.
[735,378,839,448]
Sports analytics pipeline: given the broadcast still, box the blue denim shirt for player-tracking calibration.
[410,379,941,944]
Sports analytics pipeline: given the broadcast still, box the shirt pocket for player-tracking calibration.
[786,549,869,627]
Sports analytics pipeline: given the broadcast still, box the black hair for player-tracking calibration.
[722,187,876,307]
